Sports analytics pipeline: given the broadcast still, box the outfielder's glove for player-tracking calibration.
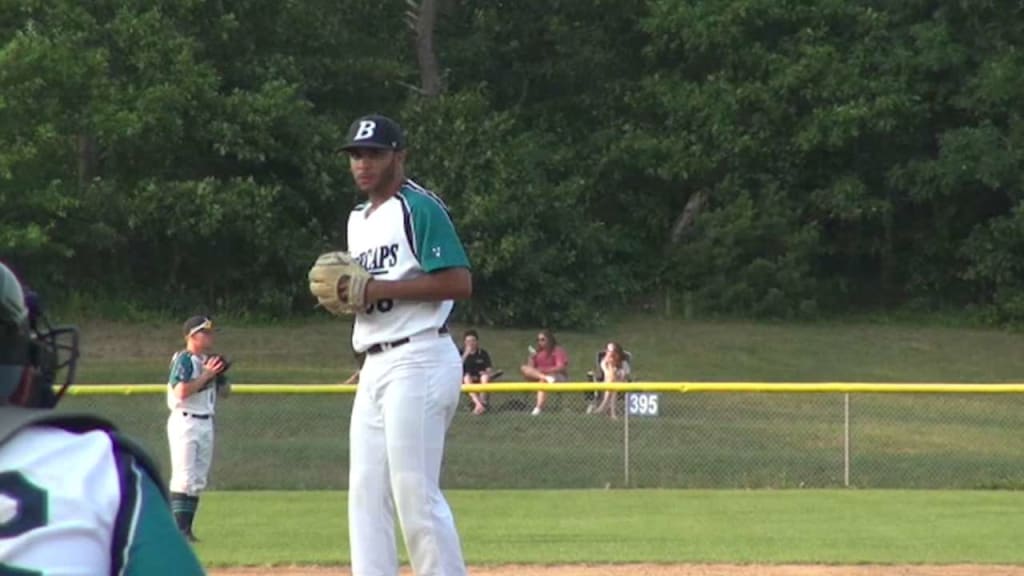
[308,251,373,316]
[199,355,231,390]
[209,354,231,374]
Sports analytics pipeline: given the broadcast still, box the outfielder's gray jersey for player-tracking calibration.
[166,350,217,414]
[347,179,470,352]
[165,350,218,496]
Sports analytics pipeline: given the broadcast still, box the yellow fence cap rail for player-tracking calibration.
[61,381,1024,395]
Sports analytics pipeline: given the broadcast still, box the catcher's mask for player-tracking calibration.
[0,263,80,408]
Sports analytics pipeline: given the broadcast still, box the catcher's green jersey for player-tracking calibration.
[347,179,469,352]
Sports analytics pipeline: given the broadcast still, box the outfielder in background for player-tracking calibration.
[166,315,231,543]
[0,262,206,575]
[308,114,471,576]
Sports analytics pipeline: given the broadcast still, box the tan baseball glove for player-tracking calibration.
[308,251,373,315]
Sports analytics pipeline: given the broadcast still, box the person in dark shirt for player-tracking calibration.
[460,329,498,414]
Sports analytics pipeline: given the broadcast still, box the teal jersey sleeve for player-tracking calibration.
[112,455,206,575]
[400,185,470,273]
[168,351,193,388]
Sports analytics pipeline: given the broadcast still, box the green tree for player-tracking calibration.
[1,0,407,314]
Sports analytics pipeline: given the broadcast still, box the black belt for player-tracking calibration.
[182,412,211,420]
[366,326,449,355]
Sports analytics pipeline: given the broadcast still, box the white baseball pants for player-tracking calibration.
[167,411,214,496]
[348,335,467,576]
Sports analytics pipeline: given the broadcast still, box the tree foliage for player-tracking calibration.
[3,0,1024,325]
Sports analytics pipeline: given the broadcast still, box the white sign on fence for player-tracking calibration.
[626,392,659,416]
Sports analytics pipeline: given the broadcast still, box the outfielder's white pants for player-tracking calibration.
[167,411,214,496]
[349,335,467,576]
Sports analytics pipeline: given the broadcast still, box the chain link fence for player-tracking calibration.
[59,387,1024,490]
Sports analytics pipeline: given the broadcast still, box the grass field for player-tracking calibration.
[193,490,1024,566]
[57,316,1024,568]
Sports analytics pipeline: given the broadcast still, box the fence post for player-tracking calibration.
[843,392,851,487]
[623,400,630,488]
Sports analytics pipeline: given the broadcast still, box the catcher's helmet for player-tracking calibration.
[0,262,80,408]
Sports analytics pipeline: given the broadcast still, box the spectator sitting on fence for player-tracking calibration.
[520,329,569,416]
[589,341,631,420]
[460,329,503,414]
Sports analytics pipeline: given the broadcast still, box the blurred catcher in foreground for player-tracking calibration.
[0,262,205,575]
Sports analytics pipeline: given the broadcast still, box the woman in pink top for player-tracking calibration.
[519,329,569,415]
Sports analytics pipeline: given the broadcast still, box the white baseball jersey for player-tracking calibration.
[166,350,217,414]
[347,179,470,352]
[0,424,205,575]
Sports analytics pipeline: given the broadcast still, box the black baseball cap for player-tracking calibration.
[183,316,215,338]
[340,114,406,151]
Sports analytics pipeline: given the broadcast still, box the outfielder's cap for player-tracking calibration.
[340,114,406,152]
[183,316,215,338]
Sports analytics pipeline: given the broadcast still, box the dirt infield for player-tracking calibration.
[212,564,1024,576]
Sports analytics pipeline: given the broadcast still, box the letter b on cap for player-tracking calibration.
[354,121,376,141]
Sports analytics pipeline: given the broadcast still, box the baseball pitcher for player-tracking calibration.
[309,114,471,576]
[0,262,206,575]
[166,315,231,542]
